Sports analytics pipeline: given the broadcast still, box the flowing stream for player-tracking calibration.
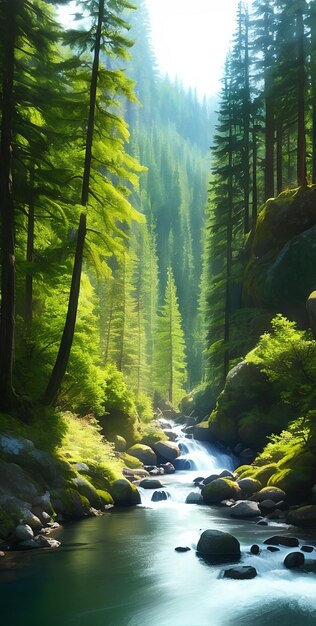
[1,424,316,626]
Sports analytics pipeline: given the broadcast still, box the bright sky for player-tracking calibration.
[145,0,243,97]
[58,0,243,98]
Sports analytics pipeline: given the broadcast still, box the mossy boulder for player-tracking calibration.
[50,487,90,519]
[126,444,156,466]
[243,186,316,317]
[0,503,24,539]
[268,469,314,502]
[201,478,242,505]
[287,505,316,527]
[237,477,262,496]
[194,421,213,442]
[109,479,141,506]
[0,459,41,503]
[120,452,143,469]
[251,464,279,486]
[251,486,287,503]
[197,529,241,562]
[71,476,103,508]
[96,489,114,506]
[110,435,126,452]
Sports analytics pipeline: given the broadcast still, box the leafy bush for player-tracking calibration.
[140,422,167,446]
[101,365,141,445]
[135,392,153,423]
[247,314,316,411]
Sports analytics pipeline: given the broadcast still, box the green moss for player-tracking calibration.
[251,464,278,486]
[120,452,143,469]
[202,478,242,505]
[140,423,167,447]
[96,489,114,506]
[0,505,22,539]
[268,468,314,501]
[235,464,256,478]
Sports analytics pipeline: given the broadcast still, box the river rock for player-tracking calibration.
[203,474,219,486]
[51,487,91,519]
[152,441,180,463]
[139,478,164,489]
[201,478,242,505]
[71,477,102,508]
[109,479,141,506]
[196,529,241,562]
[275,500,289,511]
[193,476,205,484]
[185,492,203,505]
[0,459,41,503]
[264,535,299,547]
[15,524,34,541]
[258,499,277,515]
[267,546,280,552]
[175,546,191,552]
[301,545,314,553]
[22,511,43,533]
[284,552,305,569]
[0,551,4,557]
[251,487,287,503]
[160,463,175,474]
[164,430,178,442]
[223,566,257,580]
[239,448,255,462]
[250,544,260,555]
[286,505,316,527]
[19,535,61,550]
[151,490,169,502]
[127,444,157,466]
[230,500,261,518]
[238,478,262,497]
[219,470,236,480]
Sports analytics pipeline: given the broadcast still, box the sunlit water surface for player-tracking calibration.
[1,435,316,625]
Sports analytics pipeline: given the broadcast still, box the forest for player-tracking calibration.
[2,0,316,624]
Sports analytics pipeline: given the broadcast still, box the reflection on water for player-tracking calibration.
[0,479,316,626]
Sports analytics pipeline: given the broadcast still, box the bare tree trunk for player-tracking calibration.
[223,99,234,383]
[25,167,35,332]
[0,0,17,409]
[276,119,283,195]
[311,4,316,183]
[252,112,258,224]
[243,8,250,233]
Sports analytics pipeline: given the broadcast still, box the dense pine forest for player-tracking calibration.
[3,3,316,620]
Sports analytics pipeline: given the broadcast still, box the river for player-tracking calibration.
[1,430,316,626]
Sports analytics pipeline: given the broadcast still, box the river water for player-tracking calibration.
[1,431,316,626]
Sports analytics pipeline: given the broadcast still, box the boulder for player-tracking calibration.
[0,459,41,503]
[126,444,157,466]
[264,536,299,548]
[219,470,235,480]
[113,435,127,452]
[18,536,61,550]
[193,422,212,442]
[258,499,277,515]
[160,463,175,474]
[109,479,141,507]
[185,492,203,505]
[71,477,102,508]
[139,478,164,490]
[251,487,287,503]
[284,552,305,569]
[152,441,180,463]
[223,566,257,580]
[230,500,261,518]
[15,524,34,541]
[203,474,219,486]
[267,546,280,552]
[238,477,262,496]
[196,529,241,562]
[22,511,42,533]
[50,487,91,519]
[163,430,178,442]
[151,490,169,502]
[250,544,260,555]
[301,545,314,553]
[202,478,242,505]
[286,505,316,527]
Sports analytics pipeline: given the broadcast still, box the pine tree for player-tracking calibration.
[155,268,187,405]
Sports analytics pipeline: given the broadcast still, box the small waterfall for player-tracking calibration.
[175,437,236,472]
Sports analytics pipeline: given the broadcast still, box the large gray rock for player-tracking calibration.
[152,441,180,462]
[15,524,34,541]
[0,460,41,503]
[22,511,43,533]
[71,477,102,508]
[139,478,164,489]
[230,500,261,518]
[19,536,61,550]
[51,487,91,519]
[284,552,305,569]
[196,529,241,562]
[185,492,204,505]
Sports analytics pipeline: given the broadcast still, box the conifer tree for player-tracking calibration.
[155,268,187,405]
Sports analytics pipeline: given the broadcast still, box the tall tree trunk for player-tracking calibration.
[0,0,17,409]
[44,214,86,405]
[168,278,173,404]
[24,167,35,332]
[296,6,307,187]
[223,102,234,382]
[44,0,105,405]
[252,112,258,224]
[264,10,275,199]
[117,255,126,373]
[276,119,283,195]
[311,4,316,183]
[243,8,250,234]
